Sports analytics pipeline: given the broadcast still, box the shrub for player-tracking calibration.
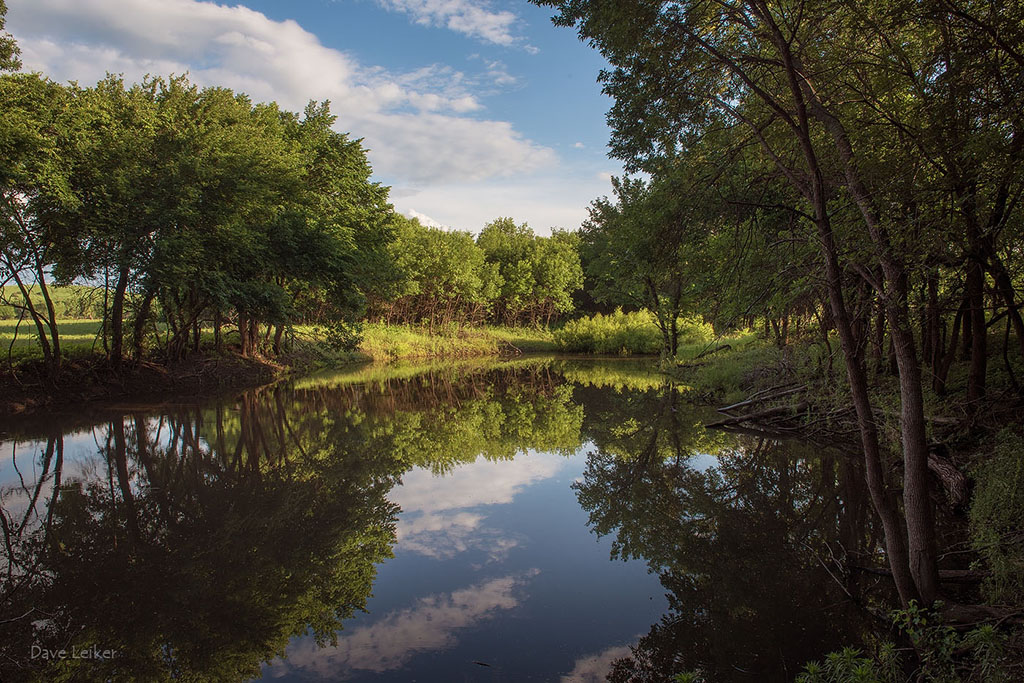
[553,309,713,355]
[970,429,1024,606]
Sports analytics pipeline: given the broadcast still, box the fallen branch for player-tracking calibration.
[927,448,968,509]
[695,343,732,359]
[706,401,809,428]
[717,384,807,414]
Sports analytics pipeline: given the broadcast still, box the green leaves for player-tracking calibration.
[0,1,19,72]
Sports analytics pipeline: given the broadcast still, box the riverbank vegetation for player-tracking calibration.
[1,22,583,381]
[4,0,1024,675]
[534,0,1024,676]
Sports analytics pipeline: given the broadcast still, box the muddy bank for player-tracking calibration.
[0,353,284,419]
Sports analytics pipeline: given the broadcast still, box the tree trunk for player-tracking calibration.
[273,324,285,355]
[927,272,941,374]
[966,256,987,404]
[214,309,222,352]
[109,263,130,368]
[132,287,156,361]
[934,299,966,395]
[806,84,939,605]
[238,311,250,357]
[984,256,1024,365]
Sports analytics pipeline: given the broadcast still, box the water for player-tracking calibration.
[0,357,880,682]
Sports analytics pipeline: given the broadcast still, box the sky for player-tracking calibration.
[5,0,622,235]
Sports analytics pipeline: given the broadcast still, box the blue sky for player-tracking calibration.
[6,0,621,234]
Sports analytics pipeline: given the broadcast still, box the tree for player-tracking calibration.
[532,0,959,605]
[0,74,72,375]
[530,229,583,326]
[582,168,715,356]
[477,217,539,325]
[0,0,20,72]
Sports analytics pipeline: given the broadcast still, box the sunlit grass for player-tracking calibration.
[0,318,103,361]
[351,322,555,361]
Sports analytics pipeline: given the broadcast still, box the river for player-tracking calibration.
[0,357,882,681]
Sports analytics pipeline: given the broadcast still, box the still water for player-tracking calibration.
[0,357,879,681]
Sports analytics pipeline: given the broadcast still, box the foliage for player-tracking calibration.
[354,322,553,361]
[970,429,1024,605]
[0,0,18,72]
[533,0,1024,610]
[311,320,363,353]
[553,309,712,355]
[372,216,583,329]
[799,603,1013,683]
[1,72,397,369]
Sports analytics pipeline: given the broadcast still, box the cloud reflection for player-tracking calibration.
[561,643,635,682]
[391,452,569,561]
[266,570,540,679]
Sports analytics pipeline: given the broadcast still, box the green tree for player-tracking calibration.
[533,0,964,607]
[477,217,539,325]
[0,0,20,72]
[582,169,716,356]
[0,74,72,375]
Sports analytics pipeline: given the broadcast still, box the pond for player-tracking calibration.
[0,357,884,681]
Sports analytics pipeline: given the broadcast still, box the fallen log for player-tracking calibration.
[928,447,969,509]
[706,401,809,428]
[717,385,807,414]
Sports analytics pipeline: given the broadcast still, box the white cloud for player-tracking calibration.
[395,509,522,561]
[389,451,568,514]
[265,570,540,678]
[404,208,450,230]
[375,0,530,50]
[574,141,585,149]
[390,168,622,234]
[6,0,555,184]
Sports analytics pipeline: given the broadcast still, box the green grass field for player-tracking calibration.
[0,318,103,362]
[1,284,105,320]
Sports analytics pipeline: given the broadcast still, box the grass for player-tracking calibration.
[553,309,716,355]
[0,318,103,362]
[1,285,105,320]
[349,322,555,361]
[669,331,832,404]
[2,317,558,366]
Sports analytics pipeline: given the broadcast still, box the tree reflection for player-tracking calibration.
[1,363,888,682]
[0,364,584,681]
[573,381,886,682]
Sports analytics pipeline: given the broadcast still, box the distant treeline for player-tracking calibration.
[367,216,582,329]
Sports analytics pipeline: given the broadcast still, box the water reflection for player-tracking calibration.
[574,378,884,681]
[266,570,540,679]
[0,358,884,682]
[392,452,571,561]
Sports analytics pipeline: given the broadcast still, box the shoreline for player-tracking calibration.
[0,353,287,420]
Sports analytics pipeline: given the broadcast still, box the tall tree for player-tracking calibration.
[533,0,951,605]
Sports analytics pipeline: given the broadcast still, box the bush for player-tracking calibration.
[313,320,363,352]
[553,309,713,355]
[970,429,1024,606]
[798,602,1013,682]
